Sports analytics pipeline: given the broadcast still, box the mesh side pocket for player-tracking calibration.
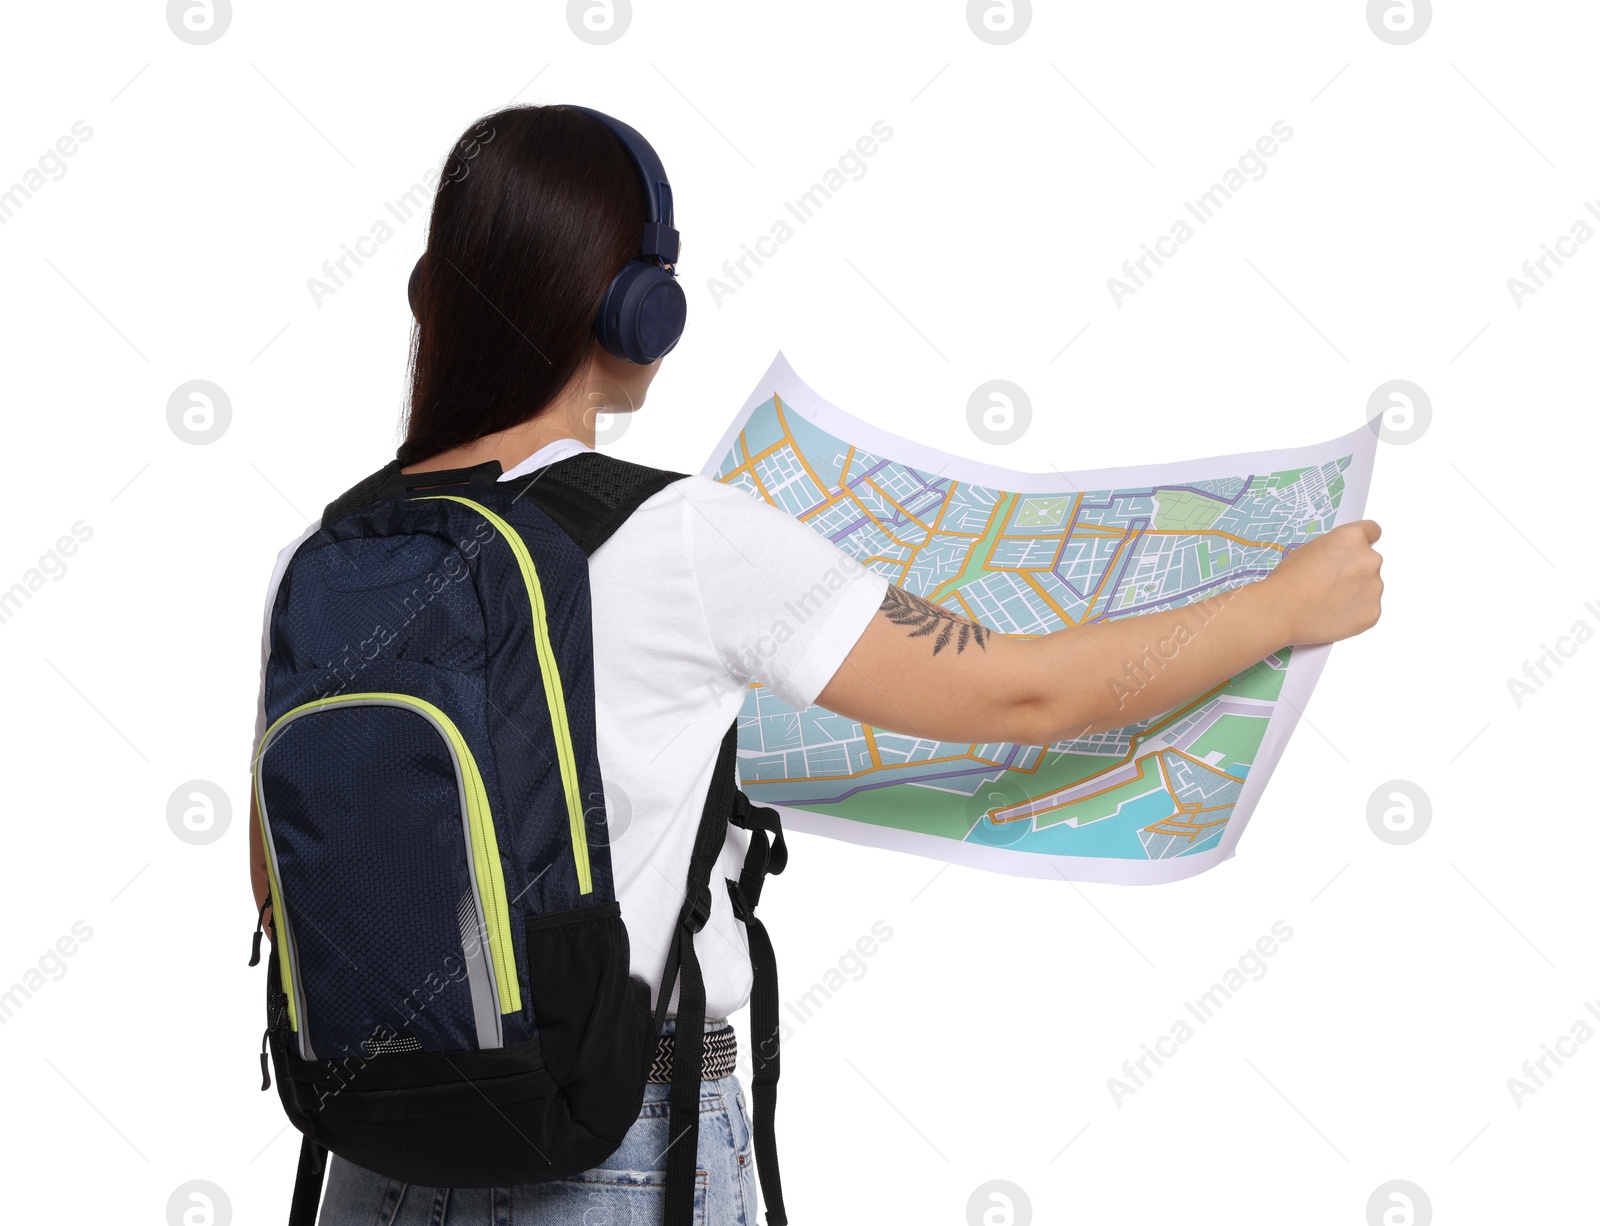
[524,902,651,1144]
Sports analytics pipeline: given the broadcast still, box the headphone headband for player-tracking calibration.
[562,105,678,264]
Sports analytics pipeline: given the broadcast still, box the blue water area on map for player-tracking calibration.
[1181,825,1227,856]
[785,407,857,490]
[965,789,1177,859]
[1227,763,1250,779]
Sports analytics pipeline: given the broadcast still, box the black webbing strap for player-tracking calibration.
[287,1133,326,1226]
[654,722,742,1226]
[727,791,789,1225]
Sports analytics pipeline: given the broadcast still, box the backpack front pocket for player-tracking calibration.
[255,692,520,1061]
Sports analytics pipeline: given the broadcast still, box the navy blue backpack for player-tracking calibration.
[250,453,788,1226]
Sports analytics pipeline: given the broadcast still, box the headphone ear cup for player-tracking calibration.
[594,259,687,363]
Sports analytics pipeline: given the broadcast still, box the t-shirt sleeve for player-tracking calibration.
[681,476,889,711]
[251,518,322,770]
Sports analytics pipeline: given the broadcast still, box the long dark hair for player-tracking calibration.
[399,105,646,467]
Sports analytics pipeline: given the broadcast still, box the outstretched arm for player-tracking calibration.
[816,520,1383,745]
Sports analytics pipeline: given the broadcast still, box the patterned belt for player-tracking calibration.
[648,1023,737,1083]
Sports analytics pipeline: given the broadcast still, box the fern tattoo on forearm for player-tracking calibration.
[880,585,990,655]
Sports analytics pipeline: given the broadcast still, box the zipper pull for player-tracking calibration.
[249,897,270,966]
[260,1027,273,1091]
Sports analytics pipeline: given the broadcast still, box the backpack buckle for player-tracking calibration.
[683,881,713,933]
[725,877,755,923]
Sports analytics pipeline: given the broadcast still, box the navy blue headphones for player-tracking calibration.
[407,105,686,365]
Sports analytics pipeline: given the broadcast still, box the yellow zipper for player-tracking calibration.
[252,772,298,1031]
[254,692,523,1016]
[420,496,594,895]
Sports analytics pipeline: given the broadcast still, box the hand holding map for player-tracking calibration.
[704,354,1379,885]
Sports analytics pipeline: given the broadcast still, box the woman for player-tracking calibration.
[250,104,1383,1224]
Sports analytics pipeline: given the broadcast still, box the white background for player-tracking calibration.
[1,2,1595,1223]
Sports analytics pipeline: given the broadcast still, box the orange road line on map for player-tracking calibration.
[990,753,1171,824]
[798,444,858,522]
[755,746,1017,787]
[720,438,790,479]
[720,452,784,510]
[1080,529,1135,621]
[1136,751,1242,840]
[838,484,923,552]
[1142,813,1229,840]
[1166,746,1250,784]
[1153,747,1241,794]
[799,442,860,523]
[899,481,962,577]
[1017,570,1076,627]
[863,475,936,533]
[1043,493,1085,571]
[862,724,883,769]
[1142,529,1285,551]
[771,396,842,510]
[1071,524,1126,534]
[721,399,838,511]
[925,481,957,534]
[1155,751,1177,795]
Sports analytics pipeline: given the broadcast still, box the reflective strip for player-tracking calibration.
[254,691,521,1035]
[421,495,594,895]
[455,890,499,1037]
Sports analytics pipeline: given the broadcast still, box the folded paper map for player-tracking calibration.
[703,354,1378,884]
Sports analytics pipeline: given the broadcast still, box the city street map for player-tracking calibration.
[703,354,1378,884]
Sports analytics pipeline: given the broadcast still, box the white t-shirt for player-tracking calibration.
[253,438,888,1019]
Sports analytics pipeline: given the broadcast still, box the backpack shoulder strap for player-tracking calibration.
[317,451,686,554]
[726,786,789,1224]
[656,721,789,1226]
[319,458,504,528]
[503,451,688,556]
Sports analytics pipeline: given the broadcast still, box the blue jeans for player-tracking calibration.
[317,1073,759,1225]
